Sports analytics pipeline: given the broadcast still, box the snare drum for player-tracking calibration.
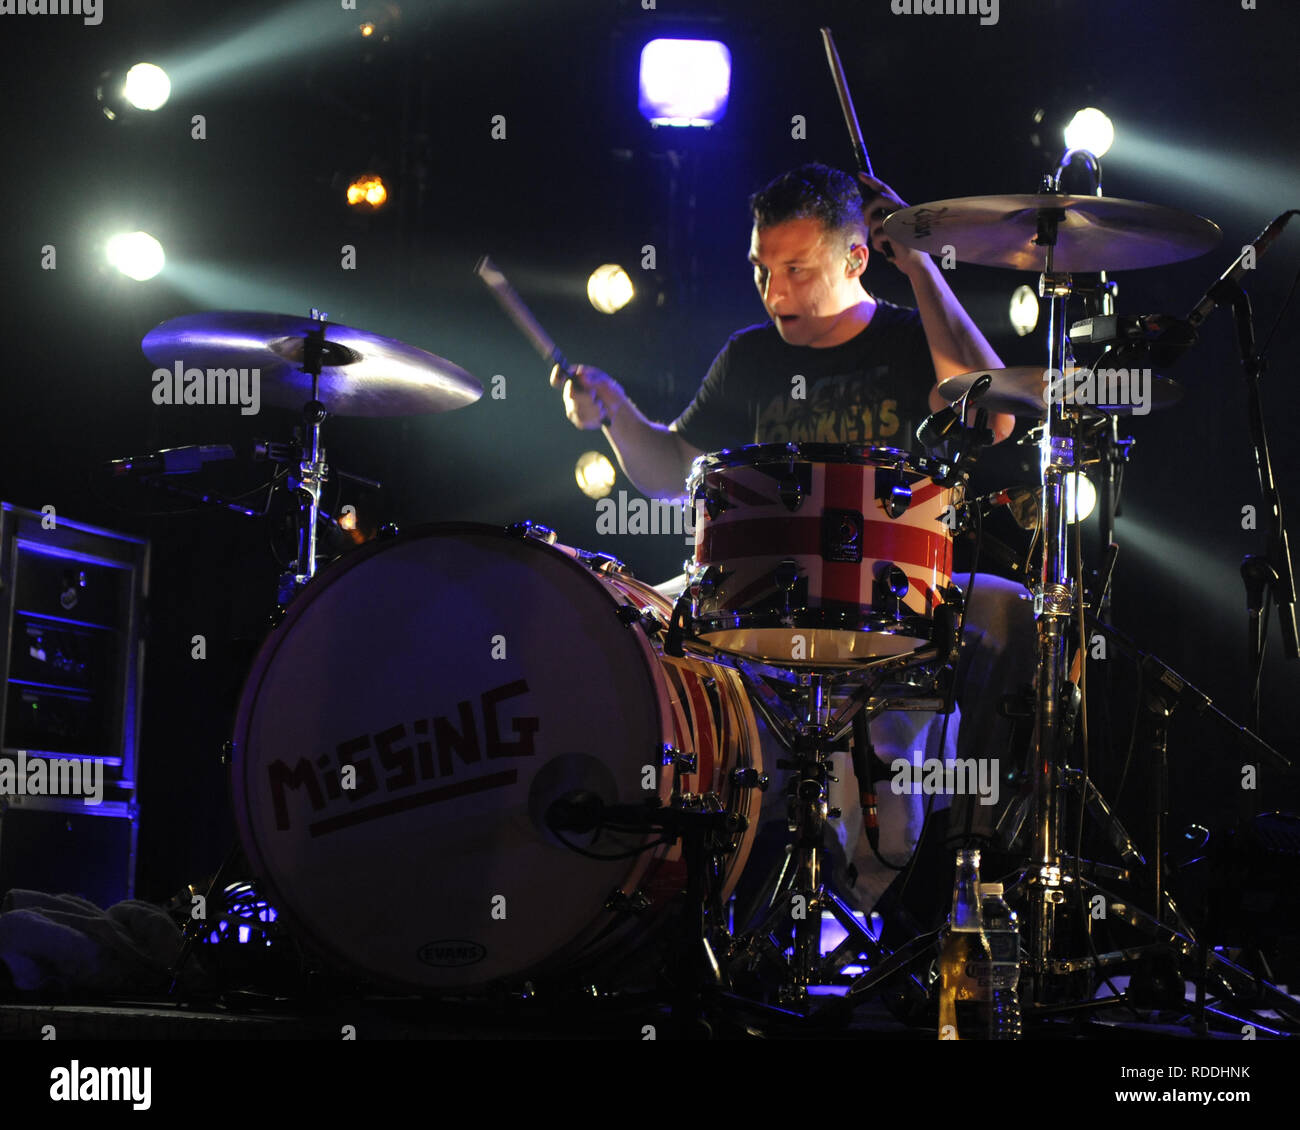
[687,444,954,665]
[232,522,761,990]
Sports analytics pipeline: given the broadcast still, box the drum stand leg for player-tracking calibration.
[166,839,245,995]
[726,673,914,1011]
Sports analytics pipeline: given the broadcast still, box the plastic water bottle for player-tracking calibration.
[979,882,1022,1040]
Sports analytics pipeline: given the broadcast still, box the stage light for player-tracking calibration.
[638,38,731,128]
[346,174,388,209]
[1066,472,1097,524]
[1009,285,1039,336]
[576,452,616,499]
[123,63,171,110]
[587,264,634,314]
[98,64,170,120]
[1064,108,1114,158]
[360,21,375,37]
[106,232,165,281]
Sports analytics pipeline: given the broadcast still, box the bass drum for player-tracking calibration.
[232,522,761,991]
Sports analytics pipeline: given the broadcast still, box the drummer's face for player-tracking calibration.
[749,218,864,348]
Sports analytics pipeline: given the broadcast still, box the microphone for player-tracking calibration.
[915,373,992,454]
[850,713,880,853]
[964,486,1040,531]
[544,790,605,834]
[105,444,236,477]
[1187,212,1296,329]
[1068,312,1197,369]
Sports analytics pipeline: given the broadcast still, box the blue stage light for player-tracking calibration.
[638,38,731,128]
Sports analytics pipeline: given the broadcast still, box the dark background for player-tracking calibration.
[2,0,1297,901]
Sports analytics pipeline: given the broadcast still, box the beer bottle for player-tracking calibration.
[937,848,992,1040]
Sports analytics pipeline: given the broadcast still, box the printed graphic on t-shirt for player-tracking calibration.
[755,368,904,444]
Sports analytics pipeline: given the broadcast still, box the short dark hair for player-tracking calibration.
[748,163,866,254]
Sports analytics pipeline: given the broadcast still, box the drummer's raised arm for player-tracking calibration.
[907,259,1016,444]
[549,362,702,500]
[859,172,1016,445]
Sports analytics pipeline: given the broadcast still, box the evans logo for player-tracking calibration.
[419,939,487,968]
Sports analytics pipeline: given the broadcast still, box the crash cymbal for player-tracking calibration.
[141,311,482,417]
[939,366,1184,418]
[882,194,1220,272]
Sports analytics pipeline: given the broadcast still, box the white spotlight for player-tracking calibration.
[123,63,172,111]
[1066,472,1097,524]
[1063,108,1114,158]
[1009,285,1039,337]
[575,452,616,499]
[107,232,165,281]
[587,264,634,315]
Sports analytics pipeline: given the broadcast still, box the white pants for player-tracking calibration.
[720,573,1037,915]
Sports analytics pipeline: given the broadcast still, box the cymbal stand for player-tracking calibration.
[1016,147,1129,1001]
[277,309,332,607]
[1019,176,1080,1003]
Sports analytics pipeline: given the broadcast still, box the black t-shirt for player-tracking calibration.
[671,300,936,455]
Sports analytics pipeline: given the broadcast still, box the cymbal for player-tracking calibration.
[141,311,482,417]
[881,194,1221,272]
[939,366,1184,418]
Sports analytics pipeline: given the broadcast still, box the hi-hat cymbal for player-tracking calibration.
[882,194,1221,272]
[939,366,1183,418]
[141,311,482,417]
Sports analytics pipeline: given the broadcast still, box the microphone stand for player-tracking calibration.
[1219,286,1300,741]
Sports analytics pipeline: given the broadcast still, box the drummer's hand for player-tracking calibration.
[857,172,927,277]
[549,363,622,430]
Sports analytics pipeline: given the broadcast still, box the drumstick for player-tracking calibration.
[819,27,893,260]
[820,27,872,178]
[474,256,581,386]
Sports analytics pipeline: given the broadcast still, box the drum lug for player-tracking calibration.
[616,603,665,636]
[731,767,769,792]
[662,745,697,773]
[703,486,731,521]
[875,468,912,518]
[873,563,912,618]
[506,520,557,544]
[694,565,729,599]
[579,548,632,575]
[773,559,801,591]
[777,474,804,512]
[605,888,652,915]
[638,605,666,636]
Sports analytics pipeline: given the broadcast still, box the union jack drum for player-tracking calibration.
[687,444,955,666]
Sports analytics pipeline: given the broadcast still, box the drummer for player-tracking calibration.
[552,163,1034,911]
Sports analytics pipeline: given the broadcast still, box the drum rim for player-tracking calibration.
[694,608,936,662]
[229,520,677,991]
[686,442,948,496]
[688,440,938,468]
